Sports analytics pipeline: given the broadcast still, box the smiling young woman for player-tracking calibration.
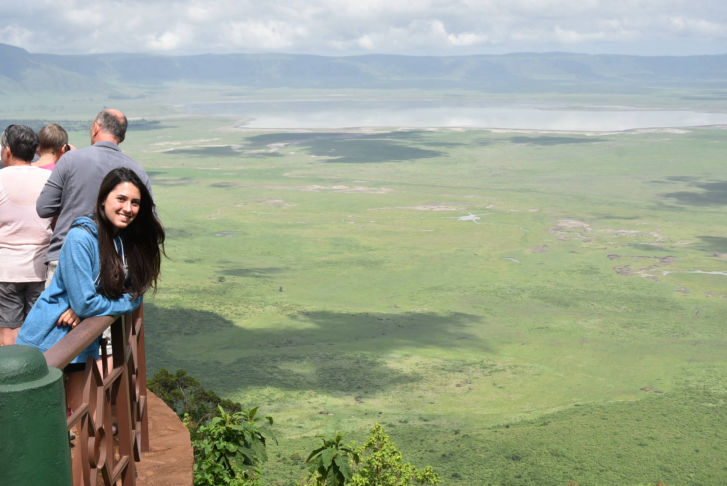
[16,167,165,448]
[16,166,165,368]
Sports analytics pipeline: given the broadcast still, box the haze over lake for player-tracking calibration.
[182,100,727,131]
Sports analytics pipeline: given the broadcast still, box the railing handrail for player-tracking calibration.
[44,315,115,370]
[43,306,148,486]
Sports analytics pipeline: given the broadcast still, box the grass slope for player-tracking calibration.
[125,120,727,485]
[3,88,726,484]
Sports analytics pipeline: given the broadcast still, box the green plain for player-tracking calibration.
[4,87,727,485]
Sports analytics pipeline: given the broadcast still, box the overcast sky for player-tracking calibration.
[1,1,726,57]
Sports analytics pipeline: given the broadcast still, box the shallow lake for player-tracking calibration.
[182,100,727,131]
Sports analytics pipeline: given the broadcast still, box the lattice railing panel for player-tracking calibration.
[46,307,148,486]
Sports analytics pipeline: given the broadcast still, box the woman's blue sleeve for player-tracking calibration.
[59,229,142,318]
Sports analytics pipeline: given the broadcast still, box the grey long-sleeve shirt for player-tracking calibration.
[36,141,153,263]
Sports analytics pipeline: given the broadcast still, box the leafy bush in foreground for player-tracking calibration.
[350,424,438,486]
[188,405,275,486]
[305,432,360,485]
[150,370,437,485]
[149,369,274,485]
[305,424,438,486]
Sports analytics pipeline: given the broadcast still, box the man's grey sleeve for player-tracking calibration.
[36,169,64,218]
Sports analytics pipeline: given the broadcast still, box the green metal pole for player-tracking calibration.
[0,345,72,486]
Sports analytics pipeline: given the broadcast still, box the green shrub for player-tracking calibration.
[189,405,275,486]
[350,424,438,486]
[305,432,360,485]
[304,424,438,486]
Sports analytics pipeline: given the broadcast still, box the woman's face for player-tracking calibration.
[103,181,141,230]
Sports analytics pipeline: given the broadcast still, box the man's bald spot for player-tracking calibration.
[105,108,125,122]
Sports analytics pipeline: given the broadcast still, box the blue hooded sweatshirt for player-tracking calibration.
[16,216,142,363]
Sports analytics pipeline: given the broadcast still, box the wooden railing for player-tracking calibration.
[44,305,149,486]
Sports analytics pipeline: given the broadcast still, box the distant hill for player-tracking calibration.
[1,42,726,94]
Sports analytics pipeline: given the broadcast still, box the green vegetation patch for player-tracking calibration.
[397,389,727,485]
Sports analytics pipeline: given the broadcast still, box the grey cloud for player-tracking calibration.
[1,0,726,55]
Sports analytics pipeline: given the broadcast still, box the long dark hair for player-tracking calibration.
[94,167,165,299]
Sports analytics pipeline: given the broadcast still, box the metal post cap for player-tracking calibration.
[0,345,71,486]
[0,345,52,386]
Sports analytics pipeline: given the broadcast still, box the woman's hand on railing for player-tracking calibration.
[56,308,81,328]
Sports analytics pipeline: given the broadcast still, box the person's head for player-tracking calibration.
[1,124,38,163]
[91,109,128,144]
[96,167,154,233]
[94,167,164,299]
[37,123,69,155]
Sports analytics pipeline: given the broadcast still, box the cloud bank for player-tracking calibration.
[1,0,726,56]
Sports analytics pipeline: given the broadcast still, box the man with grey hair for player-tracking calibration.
[37,109,153,286]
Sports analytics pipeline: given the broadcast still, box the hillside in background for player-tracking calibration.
[1,42,726,94]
